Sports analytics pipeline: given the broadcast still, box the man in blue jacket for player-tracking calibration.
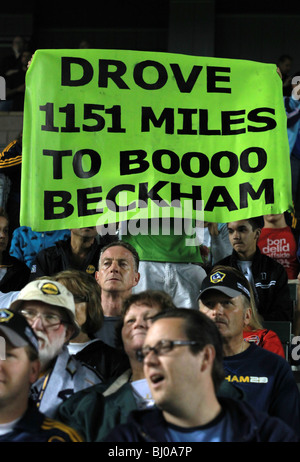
[105,309,298,442]
[0,309,83,442]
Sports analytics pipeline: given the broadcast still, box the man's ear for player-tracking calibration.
[64,325,76,344]
[29,359,41,384]
[254,228,261,241]
[199,344,215,373]
[95,271,100,283]
[243,306,252,328]
[133,272,140,288]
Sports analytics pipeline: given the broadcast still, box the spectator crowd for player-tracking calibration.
[0,37,299,444]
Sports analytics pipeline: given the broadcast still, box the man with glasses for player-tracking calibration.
[9,279,102,418]
[104,309,298,442]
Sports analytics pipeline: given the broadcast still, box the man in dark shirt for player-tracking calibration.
[215,217,293,321]
[198,266,300,434]
[94,241,140,348]
[104,309,298,442]
[29,227,114,281]
[0,308,83,442]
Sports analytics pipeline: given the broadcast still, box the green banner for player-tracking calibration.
[21,49,292,231]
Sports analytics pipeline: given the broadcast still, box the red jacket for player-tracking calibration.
[243,328,285,358]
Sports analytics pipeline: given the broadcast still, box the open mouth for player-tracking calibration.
[150,374,164,386]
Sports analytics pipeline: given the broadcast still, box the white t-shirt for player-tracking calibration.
[0,417,21,435]
[237,260,255,288]
[131,378,155,409]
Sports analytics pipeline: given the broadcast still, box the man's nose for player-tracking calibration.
[30,314,44,330]
[109,260,120,272]
[233,230,240,239]
[211,302,224,315]
[144,348,159,366]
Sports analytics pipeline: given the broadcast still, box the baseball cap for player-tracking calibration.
[10,279,80,338]
[0,309,39,353]
[198,269,251,301]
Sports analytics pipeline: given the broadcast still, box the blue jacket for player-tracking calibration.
[284,96,300,156]
[0,401,83,442]
[9,226,70,268]
[104,397,299,442]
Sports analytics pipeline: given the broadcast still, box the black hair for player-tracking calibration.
[150,308,225,393]
[277,54,293,64]
[246,216,263,230]
[99,240,140,271]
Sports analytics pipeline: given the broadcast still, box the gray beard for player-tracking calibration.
[38,333,65,371]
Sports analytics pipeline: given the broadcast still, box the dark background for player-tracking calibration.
[0,0,299,71]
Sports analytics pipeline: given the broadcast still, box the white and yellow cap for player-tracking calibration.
[10,279,80,338]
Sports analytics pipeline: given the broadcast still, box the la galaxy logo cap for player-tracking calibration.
[198,269,251,301]
[0,309,39,353]
[9,279,80,338]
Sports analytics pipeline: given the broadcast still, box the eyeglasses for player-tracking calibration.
[136,339,200,362]
[20,309,69,330]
